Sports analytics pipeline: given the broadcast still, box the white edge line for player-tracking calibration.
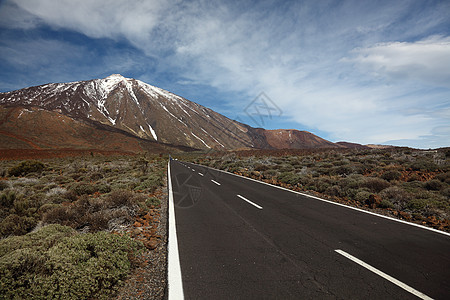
[237,194,263,209]
[335,250,433,300]
[190,163,450,237]
[211,179,221,186]
[168,161,184,300]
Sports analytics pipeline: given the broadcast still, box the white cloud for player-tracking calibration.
[6,0,175,50]
[346,36,450,88]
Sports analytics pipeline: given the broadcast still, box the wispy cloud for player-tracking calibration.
[345,35,450,88]
[1,0,449,148]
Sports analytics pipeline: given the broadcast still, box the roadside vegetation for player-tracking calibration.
[0,154,167,299]
[191,148,450,231]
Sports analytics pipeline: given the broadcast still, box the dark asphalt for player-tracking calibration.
[169,160,450,299]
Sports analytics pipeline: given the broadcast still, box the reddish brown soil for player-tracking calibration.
[0,149,136,160]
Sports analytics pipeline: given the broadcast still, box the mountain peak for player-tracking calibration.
[105,74,126,80]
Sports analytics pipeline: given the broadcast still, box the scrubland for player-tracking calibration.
[0,154,167,299]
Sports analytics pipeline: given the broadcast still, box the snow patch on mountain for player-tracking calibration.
[191,132,210,148]
[148,124,158,141]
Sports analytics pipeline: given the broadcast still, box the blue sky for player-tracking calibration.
[0,0,449,148]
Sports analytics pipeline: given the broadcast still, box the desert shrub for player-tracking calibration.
[316,167,332,176]
[69,182,97,196]
[435,172,450,184]
[0,190,16,208]
[380,186,412,209]
[312,177,333,193]
[135,172,164,192]
[379,199,395,209]
[278,172,301,185]
[97,183,112,194]
[146,197,161,208]
[254,163,269,171]
[381,170,402,182]
[354,190,372,203]
[325,185,342,197]
[0,180,9,191]
[54,175,73,184]
[0,224,143,299]
[424,179,444,191]
[106,190,137,208]
[46,186,67,197]
[408,199,429,211]
[13,197,38,215]
[8,160,45,177]
[330,164,353,176]
[0,214,37,237]
[401,180,424,192]
[409,159,438,171]
[264,169,278,177]
[362,177,390,193]
[279,164,294,172]
[89,172,104,181]
[441,187,450,198]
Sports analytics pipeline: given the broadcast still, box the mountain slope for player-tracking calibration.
[0,106,192,153]
[0,74,345,150]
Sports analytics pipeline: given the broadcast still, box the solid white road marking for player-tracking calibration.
[211,180,221,186]
[167,161,185,300]
[237,194,263,209]
[198,173,204,176]
[335,250,433,300]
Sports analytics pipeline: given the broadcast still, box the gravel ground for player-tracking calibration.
[116,186,168,300]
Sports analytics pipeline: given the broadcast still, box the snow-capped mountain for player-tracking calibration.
[0,74,343,150]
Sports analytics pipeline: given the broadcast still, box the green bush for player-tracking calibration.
[408,199,428,211]
[0,224,143,299]
[0,190,16,208]
[325,185,342,197]
[0,214,37,236]
[135,172,163,192]
[69,182,98,196]
[254,163,269,171]
[380,186,411,209]
[0,180,9,191]
[354,190,372,203]
[409,159,438,171]
[362,177,390,193]
[106,190,137,208]
[424,179,444,191]
[146,197,161,208]
[8,160,45,177]
[379,199,395,209]
[277,172,301,185]
[381,170,402,182]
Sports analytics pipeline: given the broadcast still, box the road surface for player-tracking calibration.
[168,160,450,299]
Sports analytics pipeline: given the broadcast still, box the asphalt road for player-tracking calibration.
[168,160,450,299]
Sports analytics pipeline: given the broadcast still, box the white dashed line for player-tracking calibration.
[335,250,432,300]
[198,173,204,176]
[237,194,263,209]
[211,180,221,186]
